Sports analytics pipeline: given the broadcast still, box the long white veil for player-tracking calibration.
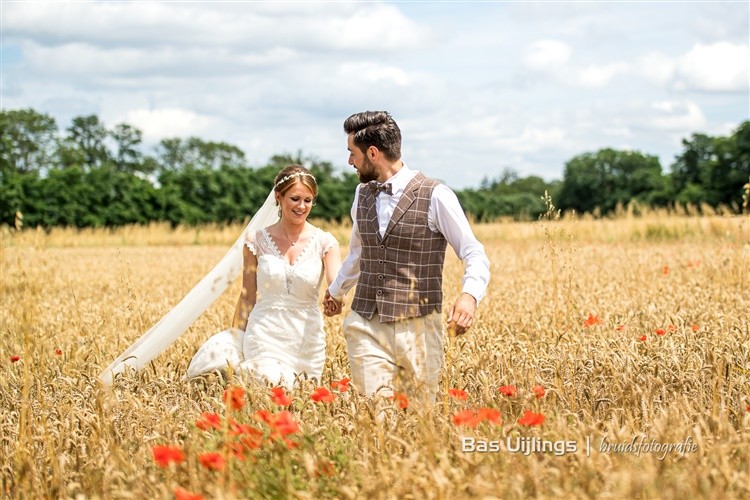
[99,190,279,384]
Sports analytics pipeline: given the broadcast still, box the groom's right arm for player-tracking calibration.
[324,228,361,316]
[324,192,362,316]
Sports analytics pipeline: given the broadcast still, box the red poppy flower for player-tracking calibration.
[282,437,300,449]
[691,324,700,332]
[746,405,750,413]
[331,378,351,392]
[532,385,546,398]
[230,420,264,449]
[223,386,246,410]
[452,409,480,428]
[517,410,545,427]
[448,388,468,401]
[662,266,670,275]
[477,407,501,424]
[174,487,205,500]
[151,444,185,468]
[198,452,225,471]
[655,328,666,336]
[638,335,647,342]
[254,409,273,424]
[268,410,299,436]
[10,355,20,363]
[615,325,626,331]
[453,408,501,427]
[195,412,222,431]
[225,441,247,461]
[239,430,265,451]
[498,385,517,397]
[55,348,62,356]
[667,324,677,332]
[310,387,336,403]
[390,392,409,409]
[229,422,260,437]
[315,460,336,477]
[583,313,603,327]
[270,387,293,406]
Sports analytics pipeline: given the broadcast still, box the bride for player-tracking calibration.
[188,165,341,386]
[99,165,342,387]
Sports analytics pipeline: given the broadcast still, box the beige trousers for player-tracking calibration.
[343,310,445,402]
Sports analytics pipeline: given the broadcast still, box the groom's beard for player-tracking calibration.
[356,156,379,184]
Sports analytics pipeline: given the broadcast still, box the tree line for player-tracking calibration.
[1,108,748,228]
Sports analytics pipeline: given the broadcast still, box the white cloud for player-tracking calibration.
[124,108,216,140]
[676,42,749,92]
[521,40,572,71]
[634,52,676,86]
[4,1,430,52]
[337,63,413,87]
[574,62,630,88]
[603,127,633,139]
[20,41,301,80]
[3,1,748,188]
[650,101,707,131]
[496,127,567,154]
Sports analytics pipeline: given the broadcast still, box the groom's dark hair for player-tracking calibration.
[344,111,402,161]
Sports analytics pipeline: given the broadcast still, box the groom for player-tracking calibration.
[324,110,490,401]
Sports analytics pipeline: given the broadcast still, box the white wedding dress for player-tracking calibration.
[186,226,337,388]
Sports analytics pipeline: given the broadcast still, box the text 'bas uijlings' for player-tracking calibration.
[461,437,578,456]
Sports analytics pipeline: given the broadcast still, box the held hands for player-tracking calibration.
[447,292,477,336]
[323,290,343,317]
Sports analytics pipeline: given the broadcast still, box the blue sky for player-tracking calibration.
[2,0,748,189]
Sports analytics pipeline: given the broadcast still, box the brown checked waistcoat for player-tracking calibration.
[351,172,448,323]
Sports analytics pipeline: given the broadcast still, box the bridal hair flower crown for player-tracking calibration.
[274,171,316,189]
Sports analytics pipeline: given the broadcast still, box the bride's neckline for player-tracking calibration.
[282,229,301,246]
[263,225,315,266]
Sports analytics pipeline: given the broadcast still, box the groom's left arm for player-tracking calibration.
[431,185,491,334]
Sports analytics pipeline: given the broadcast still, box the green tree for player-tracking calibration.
[709,121,750,207]
[110,123,148,173]
[669,122,750,209]
[154,138,187,172]
[62,114,111,170]
[31,166,93,226]
[0,170,32,225]
[95,169,161,225]
[557,148,663,214]
[459,169,560,221]
[154,137,246,171]
[670,133,714,206]
[0,108,57,175]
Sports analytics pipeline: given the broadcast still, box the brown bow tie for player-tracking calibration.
[368,181,393,196]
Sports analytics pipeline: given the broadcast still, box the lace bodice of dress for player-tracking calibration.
[246,227,337,309]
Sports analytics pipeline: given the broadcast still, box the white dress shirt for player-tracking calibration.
[329,165,490,304]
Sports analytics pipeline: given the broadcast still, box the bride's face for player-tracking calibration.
[277,182,315,224]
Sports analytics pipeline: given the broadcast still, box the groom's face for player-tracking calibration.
[347,134,379,184]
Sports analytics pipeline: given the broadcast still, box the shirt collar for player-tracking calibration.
[383,164,417,196]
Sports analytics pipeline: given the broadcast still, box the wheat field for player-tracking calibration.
[1,210,749,499]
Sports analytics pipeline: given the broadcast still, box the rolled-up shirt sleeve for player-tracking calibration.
[430,184,490,304]
[328,190,361,300]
